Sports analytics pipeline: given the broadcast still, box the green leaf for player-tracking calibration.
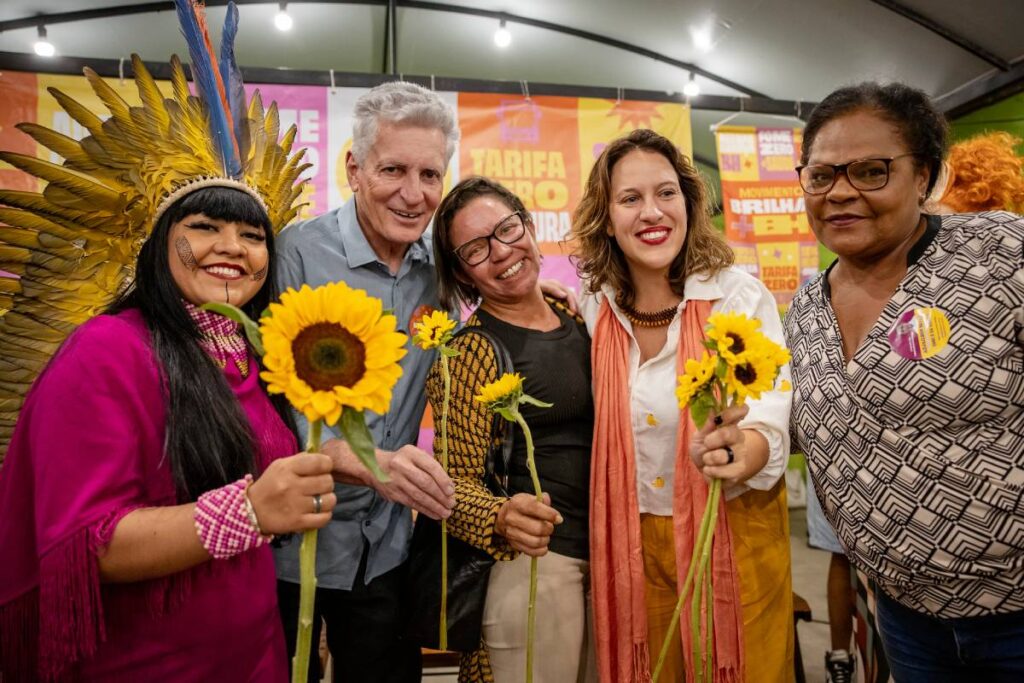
[439,346,461,358]
[691,391,717,429]
[714,358,728,380]
[202,302,264,356]
[702,339,717,352]
[339,408,390,483]
[495,406,517,423]
[519,393,553,409]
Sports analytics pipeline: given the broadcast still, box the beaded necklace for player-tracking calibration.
[617,300,679,328]
[183,300,250,376]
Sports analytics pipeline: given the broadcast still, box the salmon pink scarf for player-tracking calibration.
[590,297,744,683]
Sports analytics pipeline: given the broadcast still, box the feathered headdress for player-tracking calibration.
[0,0,311,458]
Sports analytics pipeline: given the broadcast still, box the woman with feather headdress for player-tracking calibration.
[0,3,335,681]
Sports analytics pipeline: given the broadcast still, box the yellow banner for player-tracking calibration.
[715,125,816,309]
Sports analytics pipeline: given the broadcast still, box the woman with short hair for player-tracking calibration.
[788,81,1024,680]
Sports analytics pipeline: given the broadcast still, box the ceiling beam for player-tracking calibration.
[934,58,1024,118]
[867,0,1010,71]
[0,0,767,98]
[0,50,812,118]
[402,1,767,97]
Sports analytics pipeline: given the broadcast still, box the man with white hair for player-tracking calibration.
[273,81,459,683]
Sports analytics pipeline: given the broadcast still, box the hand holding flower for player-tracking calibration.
[688,404,770,486]
[496,492,563,557]
[247,452,337,533]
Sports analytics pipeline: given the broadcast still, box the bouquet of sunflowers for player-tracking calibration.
[653,312,790,683]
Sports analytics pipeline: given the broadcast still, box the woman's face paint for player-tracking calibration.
[174,236,199,272]
[167,212,269,307]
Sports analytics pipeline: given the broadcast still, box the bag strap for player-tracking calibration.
[451,324,514,497]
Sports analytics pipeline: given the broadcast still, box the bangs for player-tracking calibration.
[167,186,271,231]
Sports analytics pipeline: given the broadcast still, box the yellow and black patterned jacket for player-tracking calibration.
[424,299,577,683]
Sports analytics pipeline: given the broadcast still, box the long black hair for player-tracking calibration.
[108,186,294,502]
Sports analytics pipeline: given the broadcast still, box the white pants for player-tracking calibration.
[482,550,597,683]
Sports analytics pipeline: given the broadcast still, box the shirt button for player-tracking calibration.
[646,413,658,427]
[364,520,372,527]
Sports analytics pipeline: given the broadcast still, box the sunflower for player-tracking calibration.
[260,283,408,425]
[675,352,718,408]
[412,309,457,350]
[474,372,524,407]
[706,312,763,364]
[724,354,780,403]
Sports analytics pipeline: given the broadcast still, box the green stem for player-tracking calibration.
[691,479,722,683]
[653,389,731,683]
[514,412,541,683]
[439,353,451,651]
[704,560,714,682]
[292,419,323,683]
[651,479,716,682]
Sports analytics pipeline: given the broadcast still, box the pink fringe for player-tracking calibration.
[0,588,39,682]
[1,507,206,681]
[39,529,104,681]
[633,642,653,683]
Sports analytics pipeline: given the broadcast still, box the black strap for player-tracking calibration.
[451,324,514,497]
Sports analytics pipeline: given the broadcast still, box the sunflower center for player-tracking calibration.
[734,362,757,385]
[292,322,366,391]
[726,332,745,354]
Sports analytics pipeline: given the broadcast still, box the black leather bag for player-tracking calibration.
[405,325,513,652]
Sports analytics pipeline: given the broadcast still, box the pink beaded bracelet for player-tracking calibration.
[194,474,272,560]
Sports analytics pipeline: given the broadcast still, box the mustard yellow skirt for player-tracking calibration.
[642,481,794,683]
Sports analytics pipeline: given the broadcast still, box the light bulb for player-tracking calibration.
[690,25,713,52]
[494,22,511,48]
[683,80,700,97]
[34,26,55,57]
[274,7,293,31]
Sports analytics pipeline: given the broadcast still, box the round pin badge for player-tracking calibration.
[887,307,951,360]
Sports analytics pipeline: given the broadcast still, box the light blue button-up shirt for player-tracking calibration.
[272,198,439,589]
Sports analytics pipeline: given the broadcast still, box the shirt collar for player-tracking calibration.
[338,197,433,270]
[682,270,724,302]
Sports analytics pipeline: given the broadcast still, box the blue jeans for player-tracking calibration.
[876,590,1024,682]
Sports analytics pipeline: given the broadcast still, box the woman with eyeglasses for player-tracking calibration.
[422,176,596,683]
[787,82,1024,681]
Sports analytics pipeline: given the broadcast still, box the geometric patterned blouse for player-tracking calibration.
[786,211,1024,619]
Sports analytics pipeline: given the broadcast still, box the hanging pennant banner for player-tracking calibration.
[715,125,818,309]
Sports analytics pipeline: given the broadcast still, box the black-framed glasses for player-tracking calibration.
[795,153,915,195]
[452,211,527,266]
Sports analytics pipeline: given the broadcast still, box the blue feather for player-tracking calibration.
[173,0,242,178]
[219,2,250,165]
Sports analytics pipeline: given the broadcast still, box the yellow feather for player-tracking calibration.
[0,155,123,213]
[16,123,99,171]
[169,55,191,106]
[131,54,171,135]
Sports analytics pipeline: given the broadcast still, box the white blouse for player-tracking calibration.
[580,266,792,514]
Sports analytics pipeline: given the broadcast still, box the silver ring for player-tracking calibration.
[724,446,735,465]
[312,494,323,514]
